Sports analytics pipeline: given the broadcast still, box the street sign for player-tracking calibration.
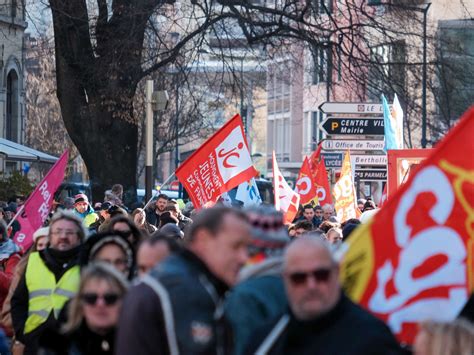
[321,152,343,168]
[320,117,384,136]
[351,155,387,165]
[319,102,390,114]
[355,169,387,181]
[322,139,384,151]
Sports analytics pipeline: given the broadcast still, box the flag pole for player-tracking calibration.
[6,204,25,229]
[143,172,176,210]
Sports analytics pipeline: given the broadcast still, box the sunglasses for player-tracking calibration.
[81,292,121,306]
[287,267,333,285]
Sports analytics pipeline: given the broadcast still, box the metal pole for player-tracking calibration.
[145,80,154,203]
[175,74,182,199]
[143,172,176,210]
[421,3,431,148]
[240,58,246,134]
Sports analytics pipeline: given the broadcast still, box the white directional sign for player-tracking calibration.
[319,102,391,114]
[351,155,387,166]
[322,140,384,151]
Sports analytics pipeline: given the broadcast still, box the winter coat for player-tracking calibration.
[40,320,116,355]
[116,248,233,355]
[246,292,403,355]
[11,246,81,355]
[225,257,287,355]
[1,253,26,337]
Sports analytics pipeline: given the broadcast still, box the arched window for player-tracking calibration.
[6,70,19,142]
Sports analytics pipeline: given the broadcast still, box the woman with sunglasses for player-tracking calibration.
[42,263,128,354]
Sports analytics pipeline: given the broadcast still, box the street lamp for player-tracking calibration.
[369,2,431,148]
[145,81,168,202]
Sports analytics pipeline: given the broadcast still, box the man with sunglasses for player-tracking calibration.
[248,237,402,354]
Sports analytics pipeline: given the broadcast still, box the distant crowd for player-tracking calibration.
[0,184,472,355]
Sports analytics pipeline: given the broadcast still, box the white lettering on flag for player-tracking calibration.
[215,127,253,184]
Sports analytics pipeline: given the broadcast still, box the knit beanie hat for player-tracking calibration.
[33,226,49,242]
[246,205,290,261]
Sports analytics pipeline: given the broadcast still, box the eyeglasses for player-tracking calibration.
[81,292,121,306]
[287,267,333,286]
[51,229,77,238]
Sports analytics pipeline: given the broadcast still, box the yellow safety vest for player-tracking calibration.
[24,252,80,334]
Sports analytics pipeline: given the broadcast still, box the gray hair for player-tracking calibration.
[48,210,88,242]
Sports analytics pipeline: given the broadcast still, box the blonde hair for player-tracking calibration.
[418,319,474,355]
[62,263,129,333]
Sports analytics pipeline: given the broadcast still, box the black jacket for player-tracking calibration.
[116,248,232,355]
[40,319,115,355]
[145,207,161,227]
[11,246,81,355]
[246,292,403,355]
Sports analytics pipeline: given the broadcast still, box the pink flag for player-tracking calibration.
[14,150,69,249]
[273,151,300,224]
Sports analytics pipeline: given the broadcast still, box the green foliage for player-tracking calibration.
[0,171,34,201]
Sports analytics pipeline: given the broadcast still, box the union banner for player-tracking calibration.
[295,157,319,206]
[176,114,257,208]
[333,150,358,221]
[273,151,300,224]
[340,106,474,344]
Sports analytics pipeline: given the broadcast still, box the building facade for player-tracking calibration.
[0,0,27,172]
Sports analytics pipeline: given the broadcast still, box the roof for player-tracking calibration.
[0,138,58,163]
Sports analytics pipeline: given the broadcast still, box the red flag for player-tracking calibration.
[14,150,69,249]
[176,114,257,208]
[273,152,300,224]
[340,106,474,344]
[379,184,388,208]
[314,156,332,207]
[308,141,324,175]
[295,157,319,206]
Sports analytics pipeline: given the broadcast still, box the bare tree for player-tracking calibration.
[36,0,467,201]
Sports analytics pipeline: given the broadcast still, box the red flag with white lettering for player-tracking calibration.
[14,150,69,249]
[340,106,474,344]
[176,114,257,208]
[314,156,332,207]
[273,152,300,224]
[295,157,319,206]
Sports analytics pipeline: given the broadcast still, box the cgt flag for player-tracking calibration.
[314,156,333,207]
[273,151,300,224]
[14,150,69,250]
[295,157,319,206]
[339,106,474,344]
[333,151,358,221]
[176,114,257,208]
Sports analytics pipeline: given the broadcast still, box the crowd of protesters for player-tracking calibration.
[0,187,472,355]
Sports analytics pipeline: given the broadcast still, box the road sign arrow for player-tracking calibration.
[318,102,390,114]
[319,117,384,136]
